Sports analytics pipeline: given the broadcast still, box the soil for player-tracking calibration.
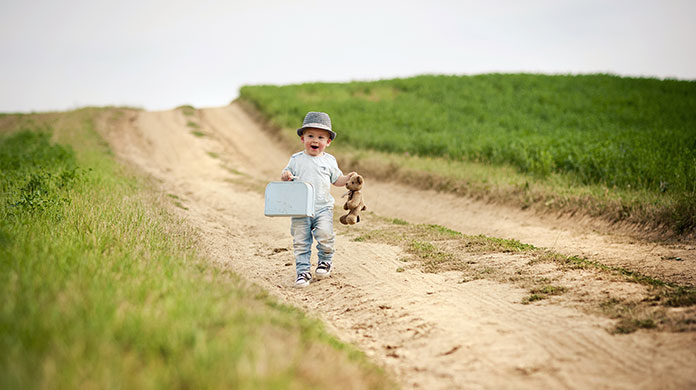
[98,103,696,390]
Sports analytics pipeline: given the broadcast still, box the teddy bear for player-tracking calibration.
[340,174,367,225]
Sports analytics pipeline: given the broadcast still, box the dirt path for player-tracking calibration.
[99,104,696,389]
[366,182,695,286]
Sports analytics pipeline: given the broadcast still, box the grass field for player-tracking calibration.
[0,110,392,389]
[239,73,696,235]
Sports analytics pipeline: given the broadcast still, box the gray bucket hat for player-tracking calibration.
[297,111,336,140]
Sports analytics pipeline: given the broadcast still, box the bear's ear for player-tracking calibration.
[356,176,363,185]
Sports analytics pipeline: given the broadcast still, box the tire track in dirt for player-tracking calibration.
[98,104,696,390]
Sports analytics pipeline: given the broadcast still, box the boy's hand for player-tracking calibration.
[281,170,294,181]
[333,171,359,187]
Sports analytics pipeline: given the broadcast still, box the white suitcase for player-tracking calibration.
[264,181,315,217]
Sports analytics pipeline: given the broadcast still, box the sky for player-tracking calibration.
[1,0,695,112]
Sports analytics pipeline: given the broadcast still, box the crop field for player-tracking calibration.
[242,74,695,190]
[240,73,696,233]
[241,74,696,193]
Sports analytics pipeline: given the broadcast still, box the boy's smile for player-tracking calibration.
[301,128,332,156]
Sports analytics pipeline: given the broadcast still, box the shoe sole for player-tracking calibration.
[315,271,331,279]
[295,281,311,288]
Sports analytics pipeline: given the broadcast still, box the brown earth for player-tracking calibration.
[97,103,696,390]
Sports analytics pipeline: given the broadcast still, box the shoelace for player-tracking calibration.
[297,273,311,282]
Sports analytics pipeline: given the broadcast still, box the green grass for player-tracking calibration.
[391,218,408,225]
[0,111,393,389]
[240,73,696,235]
[600,299,660,334]
[176,104,196,116]
[522,285,568,304]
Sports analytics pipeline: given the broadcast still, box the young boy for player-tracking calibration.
[281,111,356,288]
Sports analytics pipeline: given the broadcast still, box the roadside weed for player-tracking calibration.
[177,104,196,116]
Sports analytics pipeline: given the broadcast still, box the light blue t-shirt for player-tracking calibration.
[283,151,343,211]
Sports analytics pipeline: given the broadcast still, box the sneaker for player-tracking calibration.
[315,262,332,279]
[295,272,312,288]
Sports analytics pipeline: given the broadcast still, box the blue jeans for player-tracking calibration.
[290,207,335,274]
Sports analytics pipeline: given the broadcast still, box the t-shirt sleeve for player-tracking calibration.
[329,160,343,184]
[283,157,296,176]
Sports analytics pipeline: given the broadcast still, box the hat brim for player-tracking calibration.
[297,124,336,140]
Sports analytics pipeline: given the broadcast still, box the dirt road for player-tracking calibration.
[99,103,696,389]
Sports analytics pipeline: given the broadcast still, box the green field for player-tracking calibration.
[240,73,696,234]
[0,111,392,389]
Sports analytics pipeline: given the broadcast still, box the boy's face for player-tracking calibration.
[301,128,332,156]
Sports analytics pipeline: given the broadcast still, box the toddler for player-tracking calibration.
[281,111,356,288]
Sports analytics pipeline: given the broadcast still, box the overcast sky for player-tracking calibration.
[1,0,694,112]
